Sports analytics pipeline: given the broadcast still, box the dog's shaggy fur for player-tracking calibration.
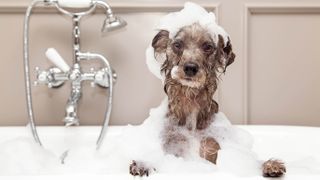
[155,23,230,158]
[158,23,233,131]
[130,23,286,177]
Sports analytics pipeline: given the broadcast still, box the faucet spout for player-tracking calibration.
[64,86,81,126]
[63,65,82,126]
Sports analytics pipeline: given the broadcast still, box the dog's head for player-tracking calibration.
[152,23,235,92]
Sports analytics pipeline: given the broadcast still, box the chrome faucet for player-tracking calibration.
[23,0,125,149]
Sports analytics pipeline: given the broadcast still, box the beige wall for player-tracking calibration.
[0,0,319,126]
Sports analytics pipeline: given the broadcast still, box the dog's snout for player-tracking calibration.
[183,62,199,77]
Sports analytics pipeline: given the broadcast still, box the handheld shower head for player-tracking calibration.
[95,0,127,33]
[102,16,127,33]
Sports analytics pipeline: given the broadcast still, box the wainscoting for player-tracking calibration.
[0,0,319,126]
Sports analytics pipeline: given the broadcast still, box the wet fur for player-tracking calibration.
[130,23,234,175]
[153,24,233,159]
[157,23,233,131]
[130,23,285,178]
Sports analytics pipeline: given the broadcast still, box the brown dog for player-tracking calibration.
[130,23,286,178]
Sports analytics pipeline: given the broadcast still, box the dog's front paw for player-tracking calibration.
[129,160,156,177]
[262,159,286,177]
[199,137,220,164]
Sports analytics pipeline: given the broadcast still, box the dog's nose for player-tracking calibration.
[183,62,199,77]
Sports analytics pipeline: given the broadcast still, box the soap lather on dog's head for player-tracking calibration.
[152,23,235,90]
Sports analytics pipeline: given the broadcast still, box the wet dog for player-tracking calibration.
[130,22,286,178]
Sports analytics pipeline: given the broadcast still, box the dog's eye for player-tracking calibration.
[172,41,183,51]
[202,43,214,53]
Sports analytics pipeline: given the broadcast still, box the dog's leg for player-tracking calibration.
[129,160,156,177]
[162,128,189,157]
[262,159,286,177]
[199,137,220,164]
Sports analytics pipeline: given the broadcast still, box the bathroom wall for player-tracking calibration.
[0,0,319,126]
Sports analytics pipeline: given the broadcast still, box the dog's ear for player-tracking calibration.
[217,35,235,73]
[152,30,170,61]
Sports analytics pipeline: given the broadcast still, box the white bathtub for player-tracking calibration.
[0,125,319,179]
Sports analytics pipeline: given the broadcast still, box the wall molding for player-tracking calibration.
[243,3,320,124]
[0,2,218,14]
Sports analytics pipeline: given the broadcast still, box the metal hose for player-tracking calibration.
[23,0,44,146]
[78,52,113,150]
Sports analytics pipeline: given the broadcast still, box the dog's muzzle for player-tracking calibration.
[183,62,199,77]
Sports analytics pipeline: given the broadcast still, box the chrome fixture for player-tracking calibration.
[96,0,127,33]
[23,0,125,149]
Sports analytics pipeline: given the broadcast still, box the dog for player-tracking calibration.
[130,8,286,178]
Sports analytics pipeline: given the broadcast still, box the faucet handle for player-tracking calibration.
[34,67,48,85]
[46,48,70,73]
[34,66,65,88]
[92,67,117,88]
[33,67,40,86]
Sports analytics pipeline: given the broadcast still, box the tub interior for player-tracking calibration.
[0,125,319,178]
